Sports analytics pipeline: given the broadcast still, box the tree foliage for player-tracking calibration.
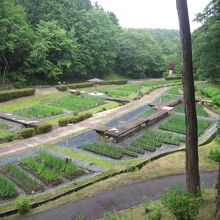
[193,0,220,81]
[0,0,181,86]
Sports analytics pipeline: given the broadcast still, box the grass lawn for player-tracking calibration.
[101,188,215,220]
[51,94,105,112]
[15,104,63,119]
[175,104,208,117]
[159,115,212,135]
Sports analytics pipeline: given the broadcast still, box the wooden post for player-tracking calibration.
[176,0,200,195]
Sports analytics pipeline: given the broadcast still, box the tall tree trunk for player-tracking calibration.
[216,163,220,220]
[2,54,8,86]
[176,0,200,195]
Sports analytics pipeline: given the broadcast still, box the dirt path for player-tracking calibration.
[17,171,217,220]
[0,87,168,157]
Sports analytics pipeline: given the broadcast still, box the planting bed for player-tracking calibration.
[159,86,182,104]
[15,104,63,119]
[2,164,42,194]
[51,94,105,112]
[159,115,212,135]
[83,142,138,159]
[129,129,184,152]
[20,151,85,186]
[97,80,180,98]
[0,175,17,199]
[175,104,208,117]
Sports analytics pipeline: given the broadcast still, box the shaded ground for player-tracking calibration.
[17,171,217,220]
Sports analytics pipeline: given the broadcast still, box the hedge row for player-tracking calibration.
[57,80,128,91]
[58,112,93,127]
[201,86,220,106]
[55,85,67,91]
[165,74,182,80]
[0,88,35,102]
[0,124,53,144]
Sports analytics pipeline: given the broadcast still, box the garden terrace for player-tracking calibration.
[129,129,185,152]
[51,94,105,112]
[19,151,85,186]
[100,109,169,141]
[175,104,208,117]
[2,163,43,194]
[159,115,212,135]
[83,142,138,159]
[160,95,183,108]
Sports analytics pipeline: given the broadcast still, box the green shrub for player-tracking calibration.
[100,80,128,85]
[0,175,17,198]
[201,86,220,107]
[58,112,93,127]
[0,88,35,102]
[68,82,93,89]
[209,149,220,162]
[55,85,68,91]
[161,186,201,220]
[16,195,31,215]
[37,123,53,134]
[0,131,16,143]
[18,128,35,139]
[165,74,182,80]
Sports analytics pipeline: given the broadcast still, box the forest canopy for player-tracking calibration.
[0,0,218,86]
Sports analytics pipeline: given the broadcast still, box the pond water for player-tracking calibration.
[0,118,24,131]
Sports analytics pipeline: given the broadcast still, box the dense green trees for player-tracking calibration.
[192,0,220,81]
[116,29,165,78]
[0,0,181,86]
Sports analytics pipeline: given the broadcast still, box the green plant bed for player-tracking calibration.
[159,86,182,104]
[51,95,105,112]
[97,80,180,98]
[20,156,62,185]
[20,151,83,185]
[16,105,63,119]
[139,108,156,117]
[83,142,123,159]
[130,129,184,152]
[0,175,17,199]
[175,104,208,117]
[159,115,212,135]
[2,164,42,194]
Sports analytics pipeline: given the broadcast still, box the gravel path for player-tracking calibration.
[17,171,217,220]
[0,88,167,157]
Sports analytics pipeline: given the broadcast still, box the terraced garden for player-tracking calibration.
[0,151,89,201]
[159,115,212,135]
[175,104,208,117]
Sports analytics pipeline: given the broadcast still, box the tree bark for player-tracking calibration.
[2,54,8,86]
[176,0,200,195]
[216,163,220,220]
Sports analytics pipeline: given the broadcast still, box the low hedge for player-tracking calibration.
[37,124,53,134]
[58,112,93,127]
[0,88,35,102]
[67,80,128,89]
[68,82,93,89]
[165,74,182,80]
[100,80,128,85]
[55,85,67,91]
[18,128,35,139]
[0,132,16,144]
